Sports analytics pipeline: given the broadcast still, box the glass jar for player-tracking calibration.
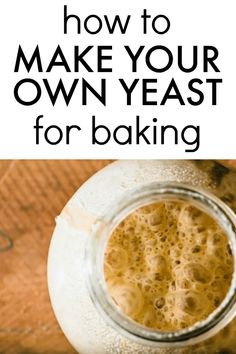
[47,160,236,354]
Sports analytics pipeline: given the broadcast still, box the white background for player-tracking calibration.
[0,0,235,158]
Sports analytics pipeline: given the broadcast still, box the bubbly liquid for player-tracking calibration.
[104,201,234,331]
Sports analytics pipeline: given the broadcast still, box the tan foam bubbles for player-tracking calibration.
[104,201,234,332]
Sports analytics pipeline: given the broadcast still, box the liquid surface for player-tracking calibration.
[104,201,234,331]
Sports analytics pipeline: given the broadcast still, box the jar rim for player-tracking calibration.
[86,182,236,347]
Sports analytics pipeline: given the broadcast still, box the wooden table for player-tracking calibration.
[0,160,112,354]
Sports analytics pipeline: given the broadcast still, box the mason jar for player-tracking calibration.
[47,160,236,354]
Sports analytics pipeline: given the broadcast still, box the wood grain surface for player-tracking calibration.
[0,160,112,354]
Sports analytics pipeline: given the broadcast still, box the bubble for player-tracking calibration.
[105,246,128,271]
[170,248,181,258]
[184,263,211,283]
[176,278,191,290]
[146,254,166,268]
[109,282,144,317]
[149,213,162,226]
[215,266,232,280]
[195,233,207,245]
[154,297,165,309]
[207,292,214,300]
[175,290,204,315]
[160,235,167,242]
[214,295,221,307]
[142,306,157,327]
[192,245,201,253]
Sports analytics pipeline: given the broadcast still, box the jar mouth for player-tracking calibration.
[86,182,236,347]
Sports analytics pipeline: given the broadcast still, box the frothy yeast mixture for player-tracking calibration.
[104,201,234,331]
